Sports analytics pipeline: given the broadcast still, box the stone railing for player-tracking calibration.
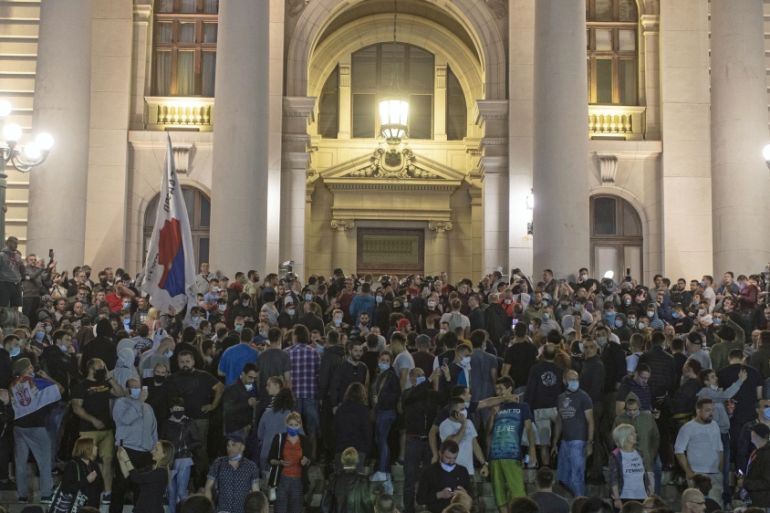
[588,105,646,140]
[145,97,214,131]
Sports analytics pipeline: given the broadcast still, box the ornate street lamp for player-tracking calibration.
[0,100,54,241]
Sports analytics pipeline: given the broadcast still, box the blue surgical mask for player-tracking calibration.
[378,362,390,371]
[228,453,242,462]
[763,407,770,421]
[713,318,722,326]
[376,296,383,304]
[244,383,254,392]
[129,388,141,399]
[34,331,45,342]
[304,293,312,302]
[287,427,300,437]
[440,462,456,472]
[415,376,426,386]
[567,380,579,392]
[163,350,173,358]
[9,346,20,358]
[604,312,616,324]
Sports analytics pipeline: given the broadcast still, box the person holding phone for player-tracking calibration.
[417,440,470,513]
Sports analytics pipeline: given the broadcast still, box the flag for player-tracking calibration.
[141,134,197,316]
[10,375,61,420]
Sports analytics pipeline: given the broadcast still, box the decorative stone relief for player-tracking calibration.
[596,153,619,184]
[172,142,194,174]
[428,221,453,233]
[344,148,442,180]
[330,219,355,232]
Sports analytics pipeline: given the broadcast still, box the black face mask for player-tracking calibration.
[94,368,107,381]
[180,367,193,374]
[153,375,166,384]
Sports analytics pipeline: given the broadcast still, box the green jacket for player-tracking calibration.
[709,317,746,373]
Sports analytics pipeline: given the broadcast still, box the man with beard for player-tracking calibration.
[675,398,724,505]
[329,340,369,411]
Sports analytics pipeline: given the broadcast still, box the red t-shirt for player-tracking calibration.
[281,437,303,478]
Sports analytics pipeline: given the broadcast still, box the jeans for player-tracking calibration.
[167,457,193,513]
[557,439,586,497]
[192,418,209,489]
[46,401,67,465]
[375,409,397,474]
[275,475,304,513]
[403,437,432,513]
[14,426,52,498]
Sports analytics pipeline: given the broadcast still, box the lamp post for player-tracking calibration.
[0,100,54,242]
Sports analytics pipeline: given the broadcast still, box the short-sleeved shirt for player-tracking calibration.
[72,378,114,431]
[256,347,291,397]
[439,418,478,475]
[489,402,531,461]
[556,389,593,441]
[287,344,320,399]
[674,419,723,473]
[393,350,415,390]
[207,456,259,513]
[218,343,258,386]
[167,369,219,419]
[619,450,647,499]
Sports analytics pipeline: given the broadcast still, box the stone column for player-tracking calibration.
[532,0,589,277]
[428,221,452,278]
[210,0,271,275]
[280,97,315,280]
[711,0,769,273]
[659,0,712,278]
[640,15,661,139]
[337,60,351,139]
[330,219,355,273]
[27,0,92,269]
[433,63,448,142]
[476,100,509,276]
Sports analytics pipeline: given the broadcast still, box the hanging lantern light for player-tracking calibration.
[379,97,409,144]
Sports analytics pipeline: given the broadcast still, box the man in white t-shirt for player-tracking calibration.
[390,332,415,390]
[674,397,723,505]
[439,400,488,480]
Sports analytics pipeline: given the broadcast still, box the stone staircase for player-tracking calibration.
[0,0,39,254]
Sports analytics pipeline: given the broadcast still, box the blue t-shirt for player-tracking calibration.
[218,343,258,385]
[489,401,532,461]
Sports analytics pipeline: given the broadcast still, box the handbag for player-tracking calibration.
[47,462,88,513]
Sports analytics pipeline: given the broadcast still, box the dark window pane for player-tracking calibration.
[183,188,195,225]
[202,52,216,97]
[319,67,339,138]
[596,59,613,103]
[203,23,217,43]
[199,192,210,227]
[619,0,637,21]
[203,0,218,14]
[153,51,172,96]
[156,22,173,44]
[198,237,209,266]
[446,67,466,140]
[180,0,196,13]
[380,43,407,91]
[619,59,636,105]
[409,46,434,92]
[157,0,173,13]
[594,197,617,235]
[352,94,375,138]
[623,202,641,236]
[409,94,432,140]
[352,46,377,91]
[594,0,612,20]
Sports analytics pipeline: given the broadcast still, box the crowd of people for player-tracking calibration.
[1,235,770,513]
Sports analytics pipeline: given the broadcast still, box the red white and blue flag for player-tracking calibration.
[141,134,197,316]
[10,375,61,420]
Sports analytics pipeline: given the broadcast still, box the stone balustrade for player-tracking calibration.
[589,105,646,140]
[145,96,214,131]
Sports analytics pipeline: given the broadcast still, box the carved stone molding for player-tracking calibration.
[640,14,660,33]
[330,219,355,232]
[428,221,453,233]
[596,153,619,184]
[172,142,194,174]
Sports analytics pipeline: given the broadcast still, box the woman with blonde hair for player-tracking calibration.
[268,411,311,513]
[610,424,652,510]
[57,436,103,508]
[117,440,175,513]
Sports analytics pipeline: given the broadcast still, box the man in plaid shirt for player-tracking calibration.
[286,324,320,459]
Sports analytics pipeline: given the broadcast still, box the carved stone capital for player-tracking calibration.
[428,221,453,233]
[330,219,355,232]
[640,14,660,34]
[596,153,619,184]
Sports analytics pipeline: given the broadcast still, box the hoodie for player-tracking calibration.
[113,347,139,389]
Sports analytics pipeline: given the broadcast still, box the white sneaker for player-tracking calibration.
[369,471,388,482]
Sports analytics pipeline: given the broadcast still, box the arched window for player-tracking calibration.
[144,186,210,266]
[152,0,218,97]
[591,195,642,280]
[351,43,435,140]
[587,0,638,105]
[446,66,467,140]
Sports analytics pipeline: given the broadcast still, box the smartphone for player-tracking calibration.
[442,357,449,367]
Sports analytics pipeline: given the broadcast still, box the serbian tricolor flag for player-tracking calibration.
[10,375,61,420]
[140,134,197,316]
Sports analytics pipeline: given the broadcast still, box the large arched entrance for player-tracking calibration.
[590,194,643,280]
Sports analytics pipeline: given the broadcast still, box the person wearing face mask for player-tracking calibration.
[675,398,724,505]
[110,377,158,513]
[229,294,257,325]
[138,336,176,379]
[696,367,746,506]
[217,326,258,386]
[277,297,300,329]
[268,412,311,513]
[223,363,259,440]
[370,351,401,487]
[80,318,118,375]
[417,440,471,513]
[161,398,201,513]
[142,362,171,426]
[205,434,260,513]
[524,343,563,467]
[438,400,488,490]
[551,369,594,497]
[736,400,770,488]
[349,282,376,329]
[71,357,124,504]
[613,395,659,480]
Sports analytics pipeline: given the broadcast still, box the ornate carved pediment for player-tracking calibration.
[318,147,467,185]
